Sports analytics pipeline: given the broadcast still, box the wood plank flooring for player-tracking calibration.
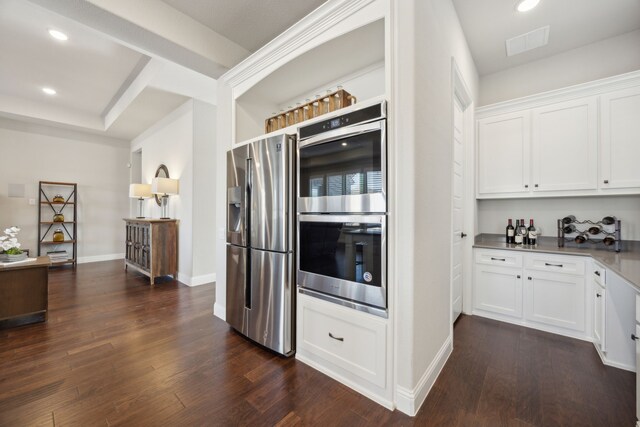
[0,260,635,426]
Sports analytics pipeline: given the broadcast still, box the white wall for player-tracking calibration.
[477,196,640,241]
[479,30,640,106]
[393,0,479,414]
[132,99,217,286]
[0,117,129,262]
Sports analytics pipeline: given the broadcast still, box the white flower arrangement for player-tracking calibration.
[0,226,23,254]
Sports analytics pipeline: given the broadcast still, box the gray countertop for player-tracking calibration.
[474,234,640,290]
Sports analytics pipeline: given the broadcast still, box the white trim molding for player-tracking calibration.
[395,335,453,416]
[77,253,124,264]
[177,272,216,287]
[477,69,640,118]
[213,302,226,321]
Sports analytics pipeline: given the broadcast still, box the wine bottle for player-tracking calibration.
[602,216,616,225]
[528,219,537,245]
[514,220,523,245]
[603,236,616,246]
[588,225,602,235]
[575,233,589,244]
[506,219,515,244]
[562,215,576,224]
[520,218,528,245]
[563,224,577,234]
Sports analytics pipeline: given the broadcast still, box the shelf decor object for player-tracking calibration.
[557,216,621,252]
[151,177,179,219]
[37,181,77,267]
[129,183,152,218]
[264,88,356,133]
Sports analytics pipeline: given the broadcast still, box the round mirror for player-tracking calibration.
[154,164,169,206]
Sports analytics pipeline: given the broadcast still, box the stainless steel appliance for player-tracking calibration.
[226,134,295,356]
[297,102,387,317]
[297,102,386,214]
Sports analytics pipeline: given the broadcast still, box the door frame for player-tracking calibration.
[450,58,474,330]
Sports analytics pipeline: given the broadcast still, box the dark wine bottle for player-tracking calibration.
[575,233,589,244]
[520,218,527,245]
[601,216,616,225]
[603,236,616,246]
[562,215,576,224]
[528,219,537,245]
[506,219,515,244]
[588,225,602,235]
[514,220,523,245]
[563,224,577,234]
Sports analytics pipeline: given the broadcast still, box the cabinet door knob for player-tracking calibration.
[604,180,609,184]
[632,334,639,341]
[596,293,602,298]
[528,277,532,280]
[461,232,467,238]
[594,271,600,276]
[517,275,521,279]
[524,184,529,189]
[328,332,344,342]
[534,184,539,188]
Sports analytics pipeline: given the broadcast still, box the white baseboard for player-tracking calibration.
[177,272,216,287]
[213,302,226,321]
[77,253,124,264]
[395,334,453,416]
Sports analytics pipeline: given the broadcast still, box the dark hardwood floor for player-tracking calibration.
[0,260,635,426]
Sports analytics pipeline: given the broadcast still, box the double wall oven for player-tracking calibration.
[297,102,387,317]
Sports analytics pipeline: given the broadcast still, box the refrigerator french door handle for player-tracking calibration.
[245,157,252,309]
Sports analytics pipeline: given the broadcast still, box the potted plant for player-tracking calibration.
[0,226,26,262]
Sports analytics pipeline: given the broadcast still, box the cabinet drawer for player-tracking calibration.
[593,264,606,286]
[525,253,585,276]
[299,295,386,388]
[475,250,523,268]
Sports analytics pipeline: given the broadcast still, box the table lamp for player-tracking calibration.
[151,178,179,219]
[129,184,152,218]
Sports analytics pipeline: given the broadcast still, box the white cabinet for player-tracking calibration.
[524,270,586,333]
[635,300,640,421]
[600,86,640,189]
[592,265,606,354]
[296,292,391,407]
[531,97,598,192]
[477,111,530,195]
[473,249,589,339]
[603,270,637,371]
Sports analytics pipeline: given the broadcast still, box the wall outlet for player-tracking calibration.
[28,199,35,205]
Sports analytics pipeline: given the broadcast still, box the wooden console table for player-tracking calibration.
[124,219,178,285]
[0,256,51,327]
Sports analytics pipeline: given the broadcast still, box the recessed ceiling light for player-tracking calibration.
[42,87,57,95]
[516,0,540,12]
[48,29,68,41]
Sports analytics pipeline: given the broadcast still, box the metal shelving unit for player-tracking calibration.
[38,181,77,267]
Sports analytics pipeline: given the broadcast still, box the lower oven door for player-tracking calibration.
[297,214,386,315]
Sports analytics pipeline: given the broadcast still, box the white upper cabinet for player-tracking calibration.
[531,97,598,192]
[600,86,640,189]
[477,111,530,195]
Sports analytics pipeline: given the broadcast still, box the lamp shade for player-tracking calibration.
[151,177,179,195]
[129,183,152,198]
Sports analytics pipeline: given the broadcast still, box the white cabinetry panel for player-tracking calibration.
[524,271,586,333]
[474,264,522,319]
[531,97,598,192]
[477,111,530,195]
[600,86,640,189]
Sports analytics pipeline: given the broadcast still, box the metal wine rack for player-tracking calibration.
[557,217,621,252]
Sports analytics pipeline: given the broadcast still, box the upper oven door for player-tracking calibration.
[297,120,386,213]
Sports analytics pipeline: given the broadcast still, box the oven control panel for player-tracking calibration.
[298,102,385,140]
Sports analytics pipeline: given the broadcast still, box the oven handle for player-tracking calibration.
[298,120,383,149]
[299,214,385,225]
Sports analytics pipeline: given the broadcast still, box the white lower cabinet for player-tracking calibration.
[473,249,588,339]
[296,292,392,407]
[603,270,637,371]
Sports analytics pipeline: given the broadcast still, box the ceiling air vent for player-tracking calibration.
[505,25,550,57]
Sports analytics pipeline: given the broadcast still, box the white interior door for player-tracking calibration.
[452,97,465,323]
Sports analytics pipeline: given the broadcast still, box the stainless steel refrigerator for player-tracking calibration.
[226,134,295,356]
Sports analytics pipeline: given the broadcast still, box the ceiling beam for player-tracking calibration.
[26,0,251,78]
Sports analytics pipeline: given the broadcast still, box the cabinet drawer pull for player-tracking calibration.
[491,257,506,261]
[632,334,639,341]
[545,263,563,268]
[594,271,600,276]
[528,277,532,280]
[328,332,344,342]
